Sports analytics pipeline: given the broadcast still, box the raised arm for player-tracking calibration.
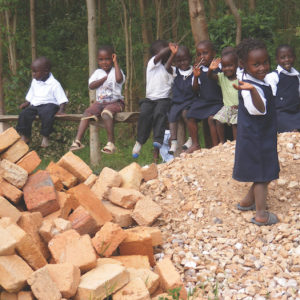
[89,76,107,90]
[153,46,171,65]
[165,43,178,74]
[112,54,123,83]
[192,64,201,92]
[233,80,265,113]
[207,58,221,81]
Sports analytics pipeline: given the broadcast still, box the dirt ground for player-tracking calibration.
[141,132,300,300]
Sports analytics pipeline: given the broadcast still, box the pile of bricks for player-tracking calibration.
[0,127,187,300]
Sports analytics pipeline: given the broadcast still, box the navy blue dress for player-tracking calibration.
[273,71,300,132]
[187,67,223,120]
[168,68,197,123]
[233,80,280,182]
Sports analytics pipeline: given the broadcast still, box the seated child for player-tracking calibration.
[265,44,300,132]
[186,40,223,152]
[165,44,196,154]
[17,56,68,147]
[70,45,125,154]
[208,50,239,142]
[132,40,174,158]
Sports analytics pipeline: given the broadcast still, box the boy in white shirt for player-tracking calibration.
[17,56,68,147]
[132,40,174,158]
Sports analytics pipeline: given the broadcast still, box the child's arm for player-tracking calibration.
[19,101,30,110]
[192,65,201,92]
[112,54,123,84]
[56,103,67,115]
[207,58,221,81]
[233,81,265,113]
[154,46,171,65]
[164,43,178,74]
[89,76,107,90]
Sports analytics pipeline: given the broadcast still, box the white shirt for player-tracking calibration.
[240,73,268,115]
[89,67,125,103]
[146,56,174,100]
[265,65,300,96]
[26,73,68,106]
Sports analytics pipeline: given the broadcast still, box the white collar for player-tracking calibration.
[201,66,209,72]
[242,73,269,86]
[276,65,299,76]
[34,73,54,85]
[178,66,193,76]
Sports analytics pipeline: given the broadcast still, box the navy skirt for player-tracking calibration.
[277,110,300,133]
[168,100,193,122]
[187,99,223,120]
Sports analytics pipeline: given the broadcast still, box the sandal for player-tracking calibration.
[237,203,256,211]
[250,212,279,226]
[70,140,85,152]
[101,142,116,154]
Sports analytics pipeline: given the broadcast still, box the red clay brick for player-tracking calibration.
[108,187,145,209]
[112,255,151,269]
[0,178,23,204]
[0,196,22,222]
[126,226,163,246]
[141,163,158,182]
[1,139,29,163]
[0,127,20,152]
[119,162,143,190]
[16,151,41,174]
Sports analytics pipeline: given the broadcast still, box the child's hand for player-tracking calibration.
[112,53,117,64]
[233,80,254,91]
[19,102,29,110]
[169,43,178,54]
[193,64,201,77]
[209,58,221,70]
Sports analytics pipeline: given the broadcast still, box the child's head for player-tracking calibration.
[221,51,238,80]
[276,44,295,72]
[195,40,215,67]
[31,57,51,81]
[175,46,192,71]
[236,38,270,81]
[97,45,114,73]
[150,40,168,56]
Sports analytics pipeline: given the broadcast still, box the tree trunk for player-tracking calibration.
[225,0,242,45]
[155,0,163,39]
[30,0,37,62]
[0,15,7,132]
[209,0,217,19]
[4,9,17,75]
[188,0,209,45]
[97,0,101,28]
[171,0,179,41]
[86,0,101,165]
[249,0,255,12]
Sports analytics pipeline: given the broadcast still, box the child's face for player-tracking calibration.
[176,52,191,71]
[196,44,215,67]
[221,54,238,80]
[276,47,295,72]
[97,50,113,72]
[244,48,270,81]
[31,63,49,81]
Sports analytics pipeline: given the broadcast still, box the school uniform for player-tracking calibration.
[233,73,280,182]
[168,66,197,123]
[265,65,300,132]
[17,73,68,137]
[137,56,174,145]
[187,66,223,120]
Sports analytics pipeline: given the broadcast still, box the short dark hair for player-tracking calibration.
[196,40,215,52]
[236,38,267,63]
[150,40,168,56]
[222,51,238,64]
[221,46,236,57]
[98,45,114,55]
[33,56,51,71]
[177,45,191,60]
[276,44,295,57]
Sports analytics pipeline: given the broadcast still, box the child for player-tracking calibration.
[132,40,173,158]
[186,40,223,153]
[265,44,300,132]
[208,50,239,143]
[165,44,196,154]
[17,57,68,147]
[233,38,279,226]
[70,45,125,154]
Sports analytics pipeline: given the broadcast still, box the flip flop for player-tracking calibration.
[101,142,116,154]
[251,212,279,226]
[237,203,256,211]
[70,140,85,152]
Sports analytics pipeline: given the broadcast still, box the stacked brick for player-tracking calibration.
[0,127,186,299]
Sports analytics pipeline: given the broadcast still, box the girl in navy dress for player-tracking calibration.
[265,44,300,132]
[186,40,223,153]
[233,38,280,226]
[165,44,197,154]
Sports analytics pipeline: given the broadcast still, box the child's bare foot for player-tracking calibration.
[21,135,30,144]
[185,144,200,154]
[41,136,49,148]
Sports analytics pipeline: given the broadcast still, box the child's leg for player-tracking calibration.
[232,124,237,140]
[38,104,59,137]
[153,147,159,163]
[75,119,90,141]
[216,120,225,144]
[169,122,177,140]
[239,183,255,207]
[207,116,219,146]
[186,118,200,153]
[152,99,170,146]
[16,105,38,142]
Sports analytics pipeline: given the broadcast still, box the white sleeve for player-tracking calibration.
[191,76,201,86]
[147,56,161,71]
[88,69,107,85]
[25,82,34,103]
[265,72,279,96]
[241,85,267,115]
[53,82,68,105]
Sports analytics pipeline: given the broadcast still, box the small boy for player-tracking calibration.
[17,56,68,147]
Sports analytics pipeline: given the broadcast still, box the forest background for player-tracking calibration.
[0,0,299,172]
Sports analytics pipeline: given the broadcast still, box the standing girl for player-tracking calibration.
[233,38,279,226]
